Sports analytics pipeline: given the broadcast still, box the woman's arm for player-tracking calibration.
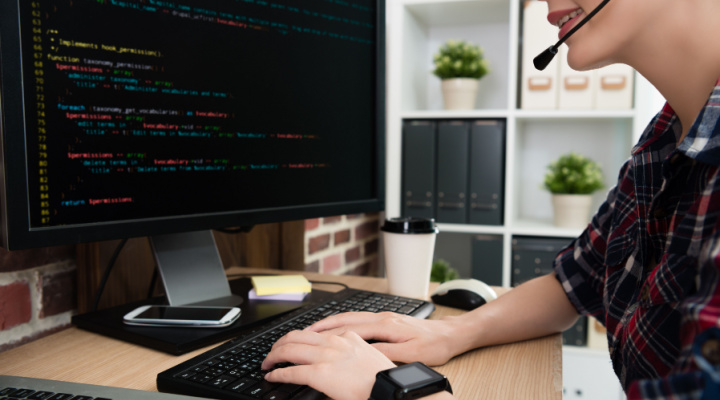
[306,272,580,366]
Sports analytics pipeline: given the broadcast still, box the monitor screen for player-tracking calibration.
[0,0,385,250]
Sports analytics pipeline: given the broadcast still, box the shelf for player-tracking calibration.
[436,222,505,235]
[401,108,637,120]
[510,218,582,238]
[387,0,659,290]
[400,109,509,119]
[514,109,637,121]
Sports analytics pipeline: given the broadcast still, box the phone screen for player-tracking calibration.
[136,306,233,321]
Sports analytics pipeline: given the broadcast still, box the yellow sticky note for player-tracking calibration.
[251,275,312,296]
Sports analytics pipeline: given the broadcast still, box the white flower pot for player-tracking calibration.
[551,194,593,229]
[441,78,479,110]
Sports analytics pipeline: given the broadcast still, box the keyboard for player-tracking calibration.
[0,375,210,400]
[157,288,435,399]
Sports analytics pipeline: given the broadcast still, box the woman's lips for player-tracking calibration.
[547,8,585,40]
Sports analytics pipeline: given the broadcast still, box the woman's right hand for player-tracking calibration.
[304,311,468,366]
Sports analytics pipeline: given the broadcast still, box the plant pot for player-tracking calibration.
[441,78,479,110]
[551,194,593,229]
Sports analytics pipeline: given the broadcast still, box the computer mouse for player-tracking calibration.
[430,279,498,311]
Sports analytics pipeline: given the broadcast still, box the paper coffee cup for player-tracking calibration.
[381,217,438,299]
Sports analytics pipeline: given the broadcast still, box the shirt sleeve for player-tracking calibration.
[553,158,635,325]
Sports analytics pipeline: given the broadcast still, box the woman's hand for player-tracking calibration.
[304,311,466,366]
[261,329,396,400]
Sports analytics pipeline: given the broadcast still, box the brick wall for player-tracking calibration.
[0,246,76,352]
[0,214,381,352]
[304,213,381,276]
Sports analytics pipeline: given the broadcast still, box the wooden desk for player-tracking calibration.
[0,268,562,399]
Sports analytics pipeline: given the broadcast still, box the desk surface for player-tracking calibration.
[0,268,562,399]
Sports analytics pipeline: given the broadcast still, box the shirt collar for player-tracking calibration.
[633,77,720,167]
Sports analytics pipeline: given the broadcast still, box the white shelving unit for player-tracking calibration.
[385,0,663,288]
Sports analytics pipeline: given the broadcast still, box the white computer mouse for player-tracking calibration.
[430,279,498,310]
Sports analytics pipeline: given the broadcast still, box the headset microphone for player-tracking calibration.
[533,0,611,71]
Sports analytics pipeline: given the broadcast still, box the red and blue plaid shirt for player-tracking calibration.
[554,78,720,399]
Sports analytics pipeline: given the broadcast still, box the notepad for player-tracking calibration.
[251,275,312,296]
[248,288,309,301]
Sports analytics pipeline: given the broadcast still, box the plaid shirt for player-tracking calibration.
[554,79,720,399]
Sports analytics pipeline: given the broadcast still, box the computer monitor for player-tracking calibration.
[0,0,385,306]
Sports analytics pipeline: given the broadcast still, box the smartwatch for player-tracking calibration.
[369,362,452,400]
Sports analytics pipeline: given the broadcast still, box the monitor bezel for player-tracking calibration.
[0,0,386,250]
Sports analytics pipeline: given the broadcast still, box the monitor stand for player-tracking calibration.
[150,230,244,307]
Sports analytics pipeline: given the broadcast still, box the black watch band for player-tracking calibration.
[369,362,452,400]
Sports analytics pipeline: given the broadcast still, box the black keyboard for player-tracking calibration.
[157,288,435,399]
[0,375,209,400]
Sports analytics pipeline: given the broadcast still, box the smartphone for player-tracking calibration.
[123,305,241,328]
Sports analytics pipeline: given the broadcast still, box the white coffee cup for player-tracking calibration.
[381,217,438,299]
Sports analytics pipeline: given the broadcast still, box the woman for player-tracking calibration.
[261,0,720,398]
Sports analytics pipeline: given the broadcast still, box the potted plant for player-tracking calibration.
[543,152,604,229]
[432,40,490,110]
[431,259,460,283]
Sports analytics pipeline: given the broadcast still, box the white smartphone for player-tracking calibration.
[123,305,241,328]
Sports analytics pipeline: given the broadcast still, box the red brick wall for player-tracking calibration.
[0,246,76,352]
[304,213,381,276]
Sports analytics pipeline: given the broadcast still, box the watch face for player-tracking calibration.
[388,364,436,386]
[371,362,451,400]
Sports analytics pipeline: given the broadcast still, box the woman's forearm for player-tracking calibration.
[446,273,580,356]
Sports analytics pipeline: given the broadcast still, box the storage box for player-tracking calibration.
[558,46,596,109]
[595,63,634,109]
[520,1,560,109]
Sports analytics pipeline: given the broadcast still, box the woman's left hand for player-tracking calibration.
[261,329,396,400]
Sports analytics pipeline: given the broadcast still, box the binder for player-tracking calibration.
[401,120,436,219]
[511,237,572,286]
[433,232,503,286]
[468,120,505,225]
[471,235,503,286]
[436,121,469,223]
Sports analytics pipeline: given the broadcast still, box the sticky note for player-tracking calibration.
[251,275,312,296]
[248,288,309,301]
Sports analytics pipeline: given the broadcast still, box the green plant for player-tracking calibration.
[543,152,605,194]
[432,40,489,80]
[431,259,460,283]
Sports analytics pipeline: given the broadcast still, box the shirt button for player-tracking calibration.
[640,286,651,303]
[701,338,720,366]
[653,207,667,218]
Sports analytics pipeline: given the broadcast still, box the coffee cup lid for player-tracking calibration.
[381,217,438,234]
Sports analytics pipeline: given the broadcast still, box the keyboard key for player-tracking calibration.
[207,375,236,388]
[47,394,74,400]
[264,390,291,400]
[226,378,257,393]
[28,391,55,400]
[243,380,277,398]
[11,388,37,397]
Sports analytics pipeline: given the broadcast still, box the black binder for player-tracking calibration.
[436,121,469,223]
[468,120,505,225]
[401,120,436,219]
[471,234,504,286]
